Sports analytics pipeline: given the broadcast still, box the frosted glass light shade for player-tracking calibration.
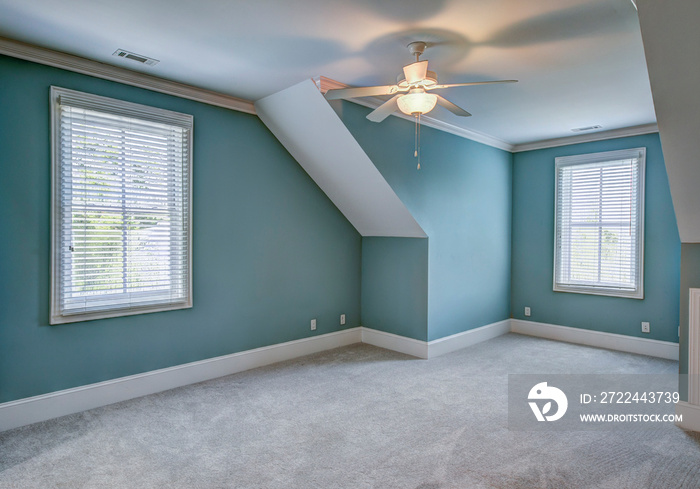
[397,92,438,115]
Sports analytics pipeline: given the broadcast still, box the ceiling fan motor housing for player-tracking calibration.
[407,41,427,59]
[397,71,438,89]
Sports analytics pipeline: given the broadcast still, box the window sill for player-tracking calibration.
[50,302,193,325]
[553,285,643,300]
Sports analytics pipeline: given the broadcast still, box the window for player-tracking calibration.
[553,148,646,299]
[50,87,193,324]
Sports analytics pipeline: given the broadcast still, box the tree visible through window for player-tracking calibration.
[554,148,646,299]
[50,87,193,324]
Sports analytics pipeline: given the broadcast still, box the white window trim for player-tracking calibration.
[50,86,193,324]
[553,147,646,299]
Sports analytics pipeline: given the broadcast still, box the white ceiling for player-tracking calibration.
[0,0,655,145]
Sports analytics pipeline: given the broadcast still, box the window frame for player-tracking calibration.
[50,86,193,324]
[552,147,646,300]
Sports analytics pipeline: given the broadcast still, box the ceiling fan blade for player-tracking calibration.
[366,95,401,122]
[324,85,401,100]
[436,95,471,117]
[427,80,518,90]
[403,61,429,85]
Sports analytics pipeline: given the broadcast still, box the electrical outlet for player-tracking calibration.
[340,314,346,325]
[641,322,650,333]
[310,319,317,331]
[524,307,531,317]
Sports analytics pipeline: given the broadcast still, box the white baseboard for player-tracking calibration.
[360,319,513,359]
[0,328,361,432]
[676,401,700,432]
[0,319,683,432]
[360,327,429,359]
[427,319,512,358]
[511,319,679,361]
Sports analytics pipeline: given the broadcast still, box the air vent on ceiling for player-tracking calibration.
[571,125,602,133]
[112,49,159,66]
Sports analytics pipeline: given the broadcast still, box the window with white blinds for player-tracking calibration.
[553,148,646,299]
[50,87,193,324]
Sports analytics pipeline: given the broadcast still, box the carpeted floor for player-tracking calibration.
[1,333,699,488]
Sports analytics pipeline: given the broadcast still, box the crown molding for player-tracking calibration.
[0,36,256,115]
[314,76,514,152]
[0,42,656,152]
[314,76,348,93]
[352,97,515,152]
[512,123,659,152]
[315,77,660,154]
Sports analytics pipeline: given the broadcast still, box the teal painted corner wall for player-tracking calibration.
[511,134,681,343]
[679,243,700,401]
[361,237,429,341]
[0,53,685,408]
[0,55,362,403]
[334,101,512,342]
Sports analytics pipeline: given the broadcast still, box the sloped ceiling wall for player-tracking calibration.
[255,79,426,238]
[636,0,700,242]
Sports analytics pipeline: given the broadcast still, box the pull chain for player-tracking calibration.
[414,114,418,158]
[414,113,421,170]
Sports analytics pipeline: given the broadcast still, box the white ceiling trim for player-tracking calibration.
[314,77,658,154]
[0,36,256,115]
[512,124,659,153]
[0,37,657,154]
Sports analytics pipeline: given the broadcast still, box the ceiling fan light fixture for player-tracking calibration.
[397,91,438,115]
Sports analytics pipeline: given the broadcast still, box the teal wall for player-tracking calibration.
[335,101,513,342]
[361,237,429,341]
[0,55,362,403]
[511,134,680,343]
[679,243,700,400]
[0,54,685,406]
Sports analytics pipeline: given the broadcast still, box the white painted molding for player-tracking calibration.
[0,39,657,150]
[0,319,682,432]
[0,328,361,432]
[313,76,347,93]
[427,319,511,358]
[0,36,256,115]
[361,327,429,359]
[512,124,659,152]
[0,38,656,151]
[411,110,513,152]
[688,288,700,405]
[676,401,700,432]
[511,319,679,360]
[314,77,659,153]
[360,319,513,359]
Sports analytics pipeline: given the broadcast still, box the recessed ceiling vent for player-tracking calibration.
[112,49,159,66]
[571,125,602,132]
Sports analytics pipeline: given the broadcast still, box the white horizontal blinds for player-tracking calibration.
[554,149,644,297]
[56,92,191,317]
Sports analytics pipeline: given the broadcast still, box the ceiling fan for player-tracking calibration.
[324,41,517,122]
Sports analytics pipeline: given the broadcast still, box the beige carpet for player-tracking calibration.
[1,333,699,488]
